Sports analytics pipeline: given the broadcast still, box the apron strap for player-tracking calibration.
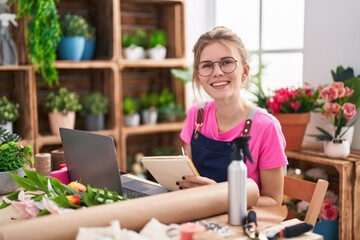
[194,102,258,137]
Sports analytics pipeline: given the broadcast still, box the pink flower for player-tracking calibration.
[296,201,309,213]
[3,190,39,219]
[319,198,338,220]
[343,102,356,120]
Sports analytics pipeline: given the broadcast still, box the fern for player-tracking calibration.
[11,0,61,86]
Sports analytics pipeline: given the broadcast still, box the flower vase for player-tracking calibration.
[323,139,350,158]
[313,219,339,240]
[274,112,310,151]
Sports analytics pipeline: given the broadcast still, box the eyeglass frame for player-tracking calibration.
[196,57,238,77]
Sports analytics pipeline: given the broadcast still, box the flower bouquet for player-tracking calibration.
[0,168,127,219]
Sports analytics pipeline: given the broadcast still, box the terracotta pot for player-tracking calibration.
[274,112,311,151]
[48,112,76,135]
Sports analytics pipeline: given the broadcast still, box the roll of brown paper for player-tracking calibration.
[34,153,51,176]
[51,149,66,171]
[0,180,259,240]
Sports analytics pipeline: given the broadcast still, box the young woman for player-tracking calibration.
[179,26,288,207]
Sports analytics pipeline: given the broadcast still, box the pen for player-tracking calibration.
[182,147,186,156]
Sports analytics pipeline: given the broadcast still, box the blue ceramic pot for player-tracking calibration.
[81,38,96,60]
[314,219,338,240]
[58,36,86,61]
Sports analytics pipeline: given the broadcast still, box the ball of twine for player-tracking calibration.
[34,153,51,176]
[51,149,66,171]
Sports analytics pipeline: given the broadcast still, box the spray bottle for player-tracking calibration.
[228,135,254,225]
[0,13,18,65]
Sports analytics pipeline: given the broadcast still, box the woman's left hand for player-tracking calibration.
[177,175,216,189]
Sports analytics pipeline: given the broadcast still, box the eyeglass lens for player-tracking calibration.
[197,57,237,77]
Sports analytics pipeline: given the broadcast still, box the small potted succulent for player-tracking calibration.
[146,29,167,60]
[80,92,109,131]
[44,87,82,135]
[123,96,140,127]
[0,96,20,133]
[139,91,158,125]
[0,127,33,195]
[58,13,89,61]
[122,28,147,60]
[158,88,185,122]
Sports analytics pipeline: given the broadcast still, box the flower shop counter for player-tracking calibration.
[286,146,360,240]
[0,181,263,240]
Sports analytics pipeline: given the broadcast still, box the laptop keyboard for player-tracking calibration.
[122,187,149,198]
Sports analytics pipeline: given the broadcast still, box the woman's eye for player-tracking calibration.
[201,63,213,69]
[221,59,232,66]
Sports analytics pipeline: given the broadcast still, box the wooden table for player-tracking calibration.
[286,147,358,240]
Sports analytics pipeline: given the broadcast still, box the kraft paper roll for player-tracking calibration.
[34,153,51,176]
[0,180,259,240]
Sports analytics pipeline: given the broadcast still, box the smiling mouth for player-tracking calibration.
[211,81,230,87]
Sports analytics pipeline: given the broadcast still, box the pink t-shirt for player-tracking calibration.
[180,100,288,188]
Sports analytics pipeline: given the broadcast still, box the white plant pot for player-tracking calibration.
[324,124,355,146]
[146,46,167,60]
[48,111,76,135]
[141,109,158,125]
[323,139,350,158]
[0,121,13,133]
[122,46,145,60]
[124,113,140,127]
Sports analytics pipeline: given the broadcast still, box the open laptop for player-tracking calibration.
[59,127,168,197]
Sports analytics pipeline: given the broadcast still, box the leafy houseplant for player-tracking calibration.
[123,96,140,127]
[44,87,82,134]
[146,29,167,59]
[122,28,147,60]
[81,23,97,60]
[10,0,61,86]
[0,127,33,195]
[158,88,185,122]
[80,92,109,131]
[0,96,20,133]
[140,91,159,125]
[58,13,90,61]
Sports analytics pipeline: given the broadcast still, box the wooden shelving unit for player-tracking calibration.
[286,147,359,240]
[1,0,186,172]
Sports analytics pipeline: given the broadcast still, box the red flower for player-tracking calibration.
[319,198,338,220]
[66,195,81,205]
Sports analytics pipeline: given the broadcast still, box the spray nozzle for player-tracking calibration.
[0,13,17,27]
[231,136,254,164]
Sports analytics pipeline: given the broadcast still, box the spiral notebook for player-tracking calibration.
[141,155,200,191]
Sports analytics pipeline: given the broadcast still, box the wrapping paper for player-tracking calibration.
[0,180,259,240]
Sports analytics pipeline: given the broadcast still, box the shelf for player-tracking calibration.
[55,61,117,69]
[122,122,183,136]
[0,65,32,71]
[119,58,187,69]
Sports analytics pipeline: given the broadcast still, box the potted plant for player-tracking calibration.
[58,13,89,61]
[139,91,158,125]
[0,127,33,195]
[122,28,147,60]
[146,29,167,60]
[0,96,20,133]
[44,87,82,135]
[158,88,185,122]
[80,92,109,131]
[81,23,96,60]
[123,96,140,127]
[10,0,61,86]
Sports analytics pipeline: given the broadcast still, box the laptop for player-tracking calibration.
[59,127,168,197]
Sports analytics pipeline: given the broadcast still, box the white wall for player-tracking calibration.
[186,0,360,150]
[303,0,360,150]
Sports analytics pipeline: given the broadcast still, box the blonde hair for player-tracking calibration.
[192,26,248,97]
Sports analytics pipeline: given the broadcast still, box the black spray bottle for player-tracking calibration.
[228,136,253,225]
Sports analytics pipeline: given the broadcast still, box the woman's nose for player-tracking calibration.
[212,63,224,76]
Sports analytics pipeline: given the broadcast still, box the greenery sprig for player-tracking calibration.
[11,0,61,86]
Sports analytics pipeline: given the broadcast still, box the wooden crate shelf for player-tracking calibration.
[286,148,355,240]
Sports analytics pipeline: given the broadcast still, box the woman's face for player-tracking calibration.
[197,42,248,101]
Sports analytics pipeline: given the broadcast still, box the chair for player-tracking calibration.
[284,175,329,227]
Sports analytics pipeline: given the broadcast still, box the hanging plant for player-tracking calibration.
[11,0,61,86]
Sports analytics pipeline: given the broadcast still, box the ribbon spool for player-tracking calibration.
[34,153,51,176]
[51,149,66,171]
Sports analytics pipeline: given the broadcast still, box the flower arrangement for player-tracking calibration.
[0,168,127,219]
[311,81,357,141]
[266,83,319,114]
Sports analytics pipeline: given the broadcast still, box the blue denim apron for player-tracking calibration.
[191,105,257,183]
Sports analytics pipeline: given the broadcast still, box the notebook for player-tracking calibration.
[59,128,168,197]
[141,155,200,191]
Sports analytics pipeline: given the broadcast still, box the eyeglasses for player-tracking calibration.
[196,57,238,77]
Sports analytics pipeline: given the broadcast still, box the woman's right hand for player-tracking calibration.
[176,175,216,189]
